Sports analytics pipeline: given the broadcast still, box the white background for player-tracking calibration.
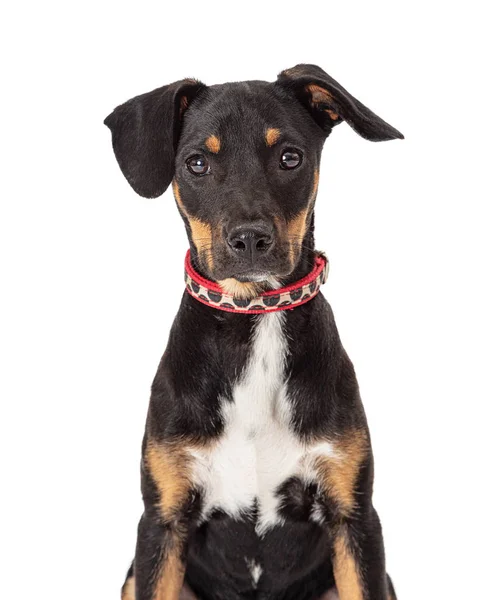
[1,1,478,599]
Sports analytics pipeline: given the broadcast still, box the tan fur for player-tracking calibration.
[145,440,193,521]
[316,429,369,515]
[218,278,263,299]
[265,127,281,147]
[305,85,339,120]
[122,573,199,600]
[286,208,310,266]
[172,180,213,271]
[122,575,135,600]
[205,135,221,153]
[325,108,339,120]
[123,536,189,600]
[285,169,320,266]
[153,541,186,600]
[333,532,364,600]
[306,84,333,104]
[139,437,208,600]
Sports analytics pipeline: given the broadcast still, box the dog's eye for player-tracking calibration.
[280,149,303,170]
[186,155,210,176]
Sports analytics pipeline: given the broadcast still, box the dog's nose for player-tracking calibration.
[227,225,274,259]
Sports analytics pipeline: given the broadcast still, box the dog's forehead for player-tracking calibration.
[180,80,311,149]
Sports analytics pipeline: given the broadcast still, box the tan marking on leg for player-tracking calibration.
[154,539,186,600]
[205,135,221,153]
[145,441,193,521]
[144,436,207,599]
[121,574,135,600]
[172,180,214,272]
[265,127,281,147]
[128,543,190,600]
[316,429,369,515]
[333,532,364,600]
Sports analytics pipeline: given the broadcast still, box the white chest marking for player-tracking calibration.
[190,312,337,535]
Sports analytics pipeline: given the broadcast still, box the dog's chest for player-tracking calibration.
[190,312,332,535]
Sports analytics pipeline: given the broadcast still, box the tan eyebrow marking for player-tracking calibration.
[205,135,221,153]
[265,127,281,147]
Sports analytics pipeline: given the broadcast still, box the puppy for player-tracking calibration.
[105,64,403,600]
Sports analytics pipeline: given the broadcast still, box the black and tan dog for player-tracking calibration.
[105,64,403,600]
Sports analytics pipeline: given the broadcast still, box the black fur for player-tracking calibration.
[105,79,206,198]
[277,64,404,141]
[105,64,402,600]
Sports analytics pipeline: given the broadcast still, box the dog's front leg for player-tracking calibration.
[330,509,391,600]
[317,428,392,600]
[133,437,194,600]
[135,512,187,600]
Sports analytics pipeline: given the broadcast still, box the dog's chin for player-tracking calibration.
[217,271,282,300]
[235,272,275,283]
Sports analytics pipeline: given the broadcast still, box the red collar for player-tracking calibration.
[184,250,329,314]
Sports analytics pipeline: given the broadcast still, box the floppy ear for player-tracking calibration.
[276,64,403,142]
[104,79,206,198]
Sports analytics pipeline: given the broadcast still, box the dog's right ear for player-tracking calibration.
[104,79,206,198]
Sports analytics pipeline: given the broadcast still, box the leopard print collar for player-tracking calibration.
[184,250,329,314]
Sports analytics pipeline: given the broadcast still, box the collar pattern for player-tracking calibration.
[184,250,329,314]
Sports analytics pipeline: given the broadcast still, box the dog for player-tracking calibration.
[105,63,403,600]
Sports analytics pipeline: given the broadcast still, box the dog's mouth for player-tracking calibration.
[216,268,284,299]
[209,259,295,295]
[201,238,297,294]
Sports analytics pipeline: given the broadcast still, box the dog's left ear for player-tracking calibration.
[104,78,206,198]
[276,64,403,141]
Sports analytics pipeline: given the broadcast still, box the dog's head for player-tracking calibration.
[105,64,402,297]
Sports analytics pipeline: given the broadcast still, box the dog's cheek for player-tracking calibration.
[286,208,311,267]
[278,168,319,268]
[172,180,215,272]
